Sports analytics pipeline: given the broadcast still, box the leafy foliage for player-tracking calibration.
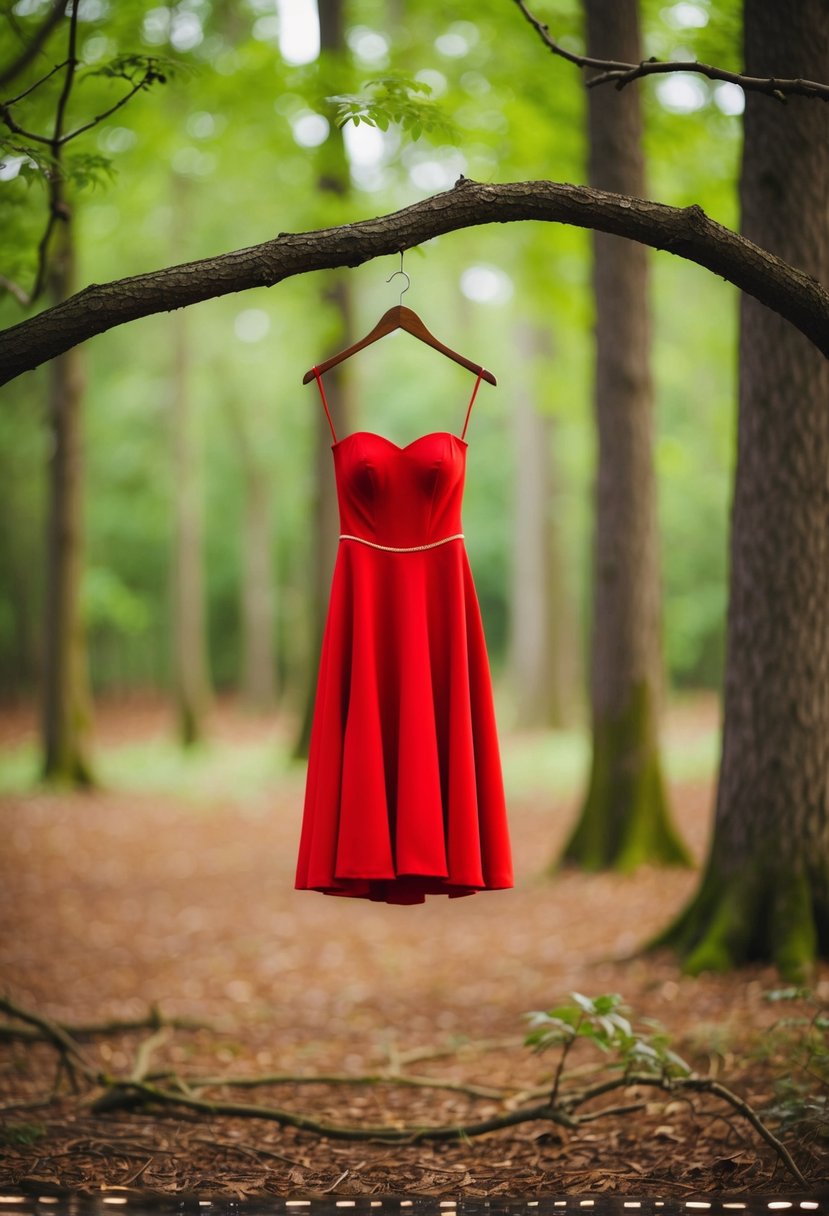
[525,992,692,1079]
[81,52,180,89]
[328,75,456,141]
[762,988,829,1144]
[0,0,744,698]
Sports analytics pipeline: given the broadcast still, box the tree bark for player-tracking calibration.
[509,323,577,728]
[560,0,689,871]
[3,180,828,386]
[40,183,96,785]
[656,0,829,978]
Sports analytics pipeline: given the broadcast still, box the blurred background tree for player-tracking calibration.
[0,0,741,737]
[6,0,829,979]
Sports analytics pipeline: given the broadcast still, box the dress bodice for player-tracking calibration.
[332,431,467,549]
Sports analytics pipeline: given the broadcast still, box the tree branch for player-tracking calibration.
[0,994,97,1088]
[2,994,809,1185]
[0,0,66,92]
[92,1080,577,1141]
[0,1006,213,1041]
[512,0,829,101]
[92,1070,806,1182]
[2,177,827,387]
[157,1069,518,1102]
[60,66,164,144]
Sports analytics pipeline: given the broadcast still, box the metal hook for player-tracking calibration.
[386,252,410,305]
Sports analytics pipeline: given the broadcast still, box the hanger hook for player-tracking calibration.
[386,252,410,306]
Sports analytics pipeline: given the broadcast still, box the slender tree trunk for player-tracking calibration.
[220,372,277,712]
[656,0,829,979]
[560,0,689,870]
[293,0,355,759]
[169,173,212,745]
[509,323,577,728]
[40,187,95,785]
[240,435,276,713]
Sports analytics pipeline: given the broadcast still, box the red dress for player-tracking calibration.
[295,371,513,904]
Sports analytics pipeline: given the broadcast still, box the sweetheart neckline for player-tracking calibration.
[331,431,468,452]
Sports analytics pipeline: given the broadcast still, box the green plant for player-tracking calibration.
[0,1120,47,1146]
[525,991,691,1102]
[328,75,456,141]
[762,987,829,1144]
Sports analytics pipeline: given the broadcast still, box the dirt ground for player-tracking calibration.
[0,696,826,1199]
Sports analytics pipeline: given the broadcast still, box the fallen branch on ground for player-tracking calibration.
[0,1000,213,1043]
[0,992,809,1187]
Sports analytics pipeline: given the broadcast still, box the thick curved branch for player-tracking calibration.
[2,179,827,386]
[513,0,829,101]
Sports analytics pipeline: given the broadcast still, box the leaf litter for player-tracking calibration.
[0,694,826,1197]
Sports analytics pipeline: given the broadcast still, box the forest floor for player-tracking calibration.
[0,693,827,1200]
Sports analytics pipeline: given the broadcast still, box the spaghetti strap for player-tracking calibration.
[312,367,338,443]
[460,370,485,442]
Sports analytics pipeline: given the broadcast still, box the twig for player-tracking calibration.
[121,1159,154,1186]
[0,1010,213,1042]
[60,69,163,144]
[0,275,31,307]
[512,0,829,101]
[570,1071,807,1187]
[322,1169,349,1193]
[176,1070,515,1101]
[577,1100,646,1123]
[0,994,97,1087]
[0,3,66,90]
[131,1028,170,1083]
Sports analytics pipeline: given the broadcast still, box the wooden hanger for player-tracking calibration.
[302,264,497,386]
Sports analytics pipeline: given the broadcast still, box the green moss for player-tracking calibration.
[771,871,818,984]
[653,851,828,980]
[557,680,692,873]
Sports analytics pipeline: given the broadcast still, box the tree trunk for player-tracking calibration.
[509,323,577,729]
[240,442,276,713]
[560,0,689,871]
[656,0,829,978]
[293,0,355,759]
[40,187,96,786]
[169,261,212,746]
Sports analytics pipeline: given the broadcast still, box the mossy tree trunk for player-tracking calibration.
[293,0,355,760]
[560,0,689,871]
[41,181,96,787]
[656,0,829,979]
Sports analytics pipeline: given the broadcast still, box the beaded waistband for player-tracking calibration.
[339,533,464,553]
